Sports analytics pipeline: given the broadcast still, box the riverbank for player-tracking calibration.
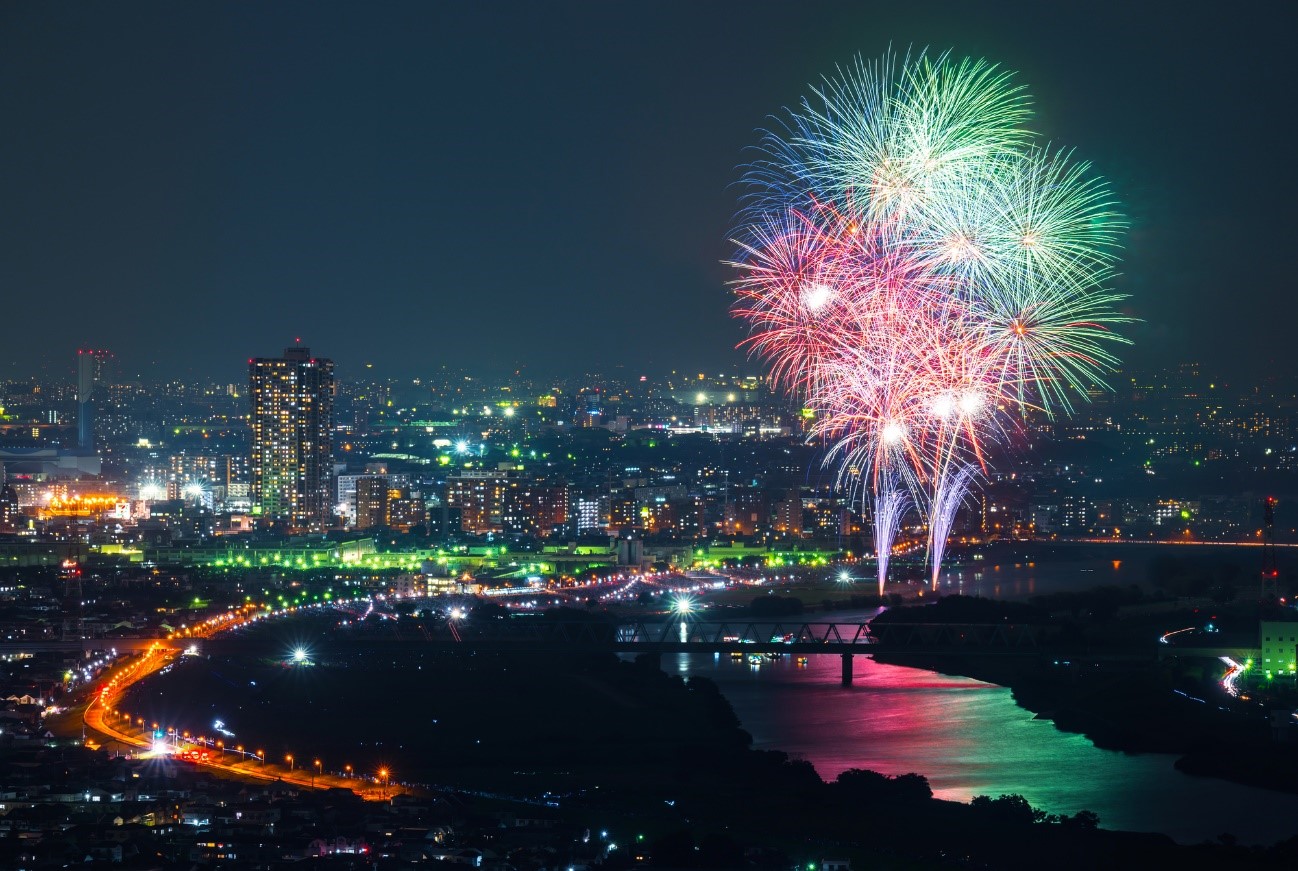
[866,593,1298,798]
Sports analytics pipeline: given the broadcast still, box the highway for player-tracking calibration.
[74,601,402,802]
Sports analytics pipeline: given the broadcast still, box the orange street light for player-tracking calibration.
[286,754,294,770]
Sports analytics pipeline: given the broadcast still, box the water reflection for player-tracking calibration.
[678,651,1298,845]
[931,542,1283,600]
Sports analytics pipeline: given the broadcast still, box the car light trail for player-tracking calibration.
[1220,656,1248,697]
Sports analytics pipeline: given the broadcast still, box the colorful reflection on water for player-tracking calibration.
[677,650,1298,845]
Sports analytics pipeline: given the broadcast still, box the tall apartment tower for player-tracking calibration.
[76,349,112,451]
[249,346,335,530]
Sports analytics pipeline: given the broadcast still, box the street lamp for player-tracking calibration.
[344,764,352,778]
[217,740,224,758]
[313,759,321,787]
[256,750,264,767]
[378,767,389,800]
[286,754,294,771]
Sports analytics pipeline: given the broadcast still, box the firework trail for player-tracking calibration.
[926,463,979,589]
[871,474,910,597]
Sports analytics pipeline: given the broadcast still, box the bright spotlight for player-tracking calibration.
[838,571,852,584]
[454,440,470,455]
[672,596,695,615]
[292,647,309,664]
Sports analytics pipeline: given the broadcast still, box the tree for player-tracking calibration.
[833,768,932,804]
[1069,810,1100,830]
[970,793,1046,826]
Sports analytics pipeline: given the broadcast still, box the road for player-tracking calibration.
[73,610,403,802]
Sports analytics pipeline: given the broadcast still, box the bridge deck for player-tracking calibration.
[198,619,1051,657]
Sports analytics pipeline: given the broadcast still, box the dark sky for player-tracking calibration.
[1,1,1293,384]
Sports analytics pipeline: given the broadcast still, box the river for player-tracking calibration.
[677,543,1298,845]
[928,540,1291,599]
[669,646,1298,846]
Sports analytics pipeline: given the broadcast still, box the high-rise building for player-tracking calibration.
[249,346,335,530]
[447,468,512,534]
[387,490,427,532]
[502,479,568,537]
[76,349,112,451]
[355,475,390,530]
[573,495,603,533]
[772,489,804,537]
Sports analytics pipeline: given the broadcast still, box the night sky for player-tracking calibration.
[1,2,1293,383]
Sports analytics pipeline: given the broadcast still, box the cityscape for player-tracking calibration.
[3,3,1298,871]
[3,354,1296,556]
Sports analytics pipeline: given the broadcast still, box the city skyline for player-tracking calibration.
[1,2,1295,381]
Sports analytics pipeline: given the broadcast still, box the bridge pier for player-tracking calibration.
[841,652,854,686]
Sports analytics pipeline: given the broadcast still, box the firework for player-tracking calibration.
[871,474,910,598]
[730,49,1129,590]
[926,463,979,589]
